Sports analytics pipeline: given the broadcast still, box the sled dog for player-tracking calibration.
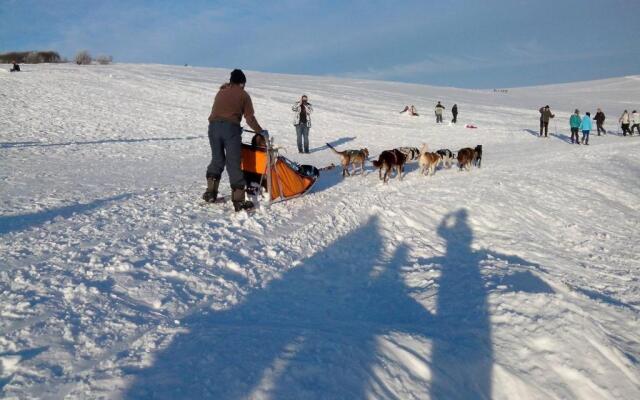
[457,145,482,171]
[419,144,442,176]
[436,149,455,169]
[372,149,407,183]
[326,143,369,177]
[397,147,421,162]
[473,145,482,168]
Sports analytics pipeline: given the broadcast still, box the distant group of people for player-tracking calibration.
[400,101,459,123]
[540,105,640,145]
[435,101,458,123]
[399,105,419,116]
[568,109,595,145]
[619,109,640,136]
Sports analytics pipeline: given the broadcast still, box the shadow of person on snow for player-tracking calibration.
[124,215,434,399]
[549,132,572,143]
[421,209,553,399]
[523,128,572,143]
[0,136,204,149]
[124,210,552,399]
[307,136,357,154]
[0,193,132,235]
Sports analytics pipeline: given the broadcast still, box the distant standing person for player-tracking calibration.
[569,109,581,144]
[451,104,458,123]
[619,110,631,136]
[539,105,555,137]
[9,60,20,72]
[292,94,313,153]
[631,110,640,135]
[579,112,592,145]
[435,101,445,123]
[593,108,606,136]
[204,69,265,212]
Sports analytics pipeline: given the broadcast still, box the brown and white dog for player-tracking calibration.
[457,145,482,171]
[372,149,407,183]
[419,144,442,176]
[326,143,369,177]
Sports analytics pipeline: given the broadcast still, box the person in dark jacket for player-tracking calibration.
[203,69,265,212]
[451,104,458,123]
[539,105,555,137]
[9,60,20,72]
[292,95,313,153]
[593,108,606,136]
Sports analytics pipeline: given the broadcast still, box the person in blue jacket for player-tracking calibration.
[579,112,592,145]
[569,109,581,144]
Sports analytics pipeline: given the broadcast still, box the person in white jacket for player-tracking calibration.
[292,95,313,153]
[631,110,640,135]
[619,110,631,136]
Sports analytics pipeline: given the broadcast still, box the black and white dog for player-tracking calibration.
[436,149,455,168]
[397,147,421,162]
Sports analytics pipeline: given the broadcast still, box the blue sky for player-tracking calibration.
[1,0,639,88]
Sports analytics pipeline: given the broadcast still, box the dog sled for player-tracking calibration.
[241,131,319,204]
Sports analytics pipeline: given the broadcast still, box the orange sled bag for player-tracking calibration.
[240,143,318,203]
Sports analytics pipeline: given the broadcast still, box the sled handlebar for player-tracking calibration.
[243,128,270,138]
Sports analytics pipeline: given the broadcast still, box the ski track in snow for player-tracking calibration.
[1,64,639,399]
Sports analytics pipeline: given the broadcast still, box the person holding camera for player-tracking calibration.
[292,95,313,153]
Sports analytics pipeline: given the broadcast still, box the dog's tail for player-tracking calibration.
[372,158,383,169]
[325,142,342,154]
[420,143,428,154]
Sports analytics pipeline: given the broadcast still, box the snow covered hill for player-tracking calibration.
[1,64,639,399]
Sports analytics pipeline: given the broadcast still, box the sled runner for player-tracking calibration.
[241,131,319,204]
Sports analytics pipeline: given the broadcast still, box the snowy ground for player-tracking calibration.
[1,63,639,399]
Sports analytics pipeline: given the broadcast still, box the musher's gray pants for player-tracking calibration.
[206,121,245,190]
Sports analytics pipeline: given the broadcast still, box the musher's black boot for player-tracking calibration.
[202,177,219,202]
[232,188,254,212]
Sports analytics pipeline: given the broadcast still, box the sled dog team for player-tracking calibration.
[328,142,482,183]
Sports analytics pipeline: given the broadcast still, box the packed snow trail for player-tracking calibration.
[1,64,639,399]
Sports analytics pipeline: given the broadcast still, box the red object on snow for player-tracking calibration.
[465,124,478,129]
